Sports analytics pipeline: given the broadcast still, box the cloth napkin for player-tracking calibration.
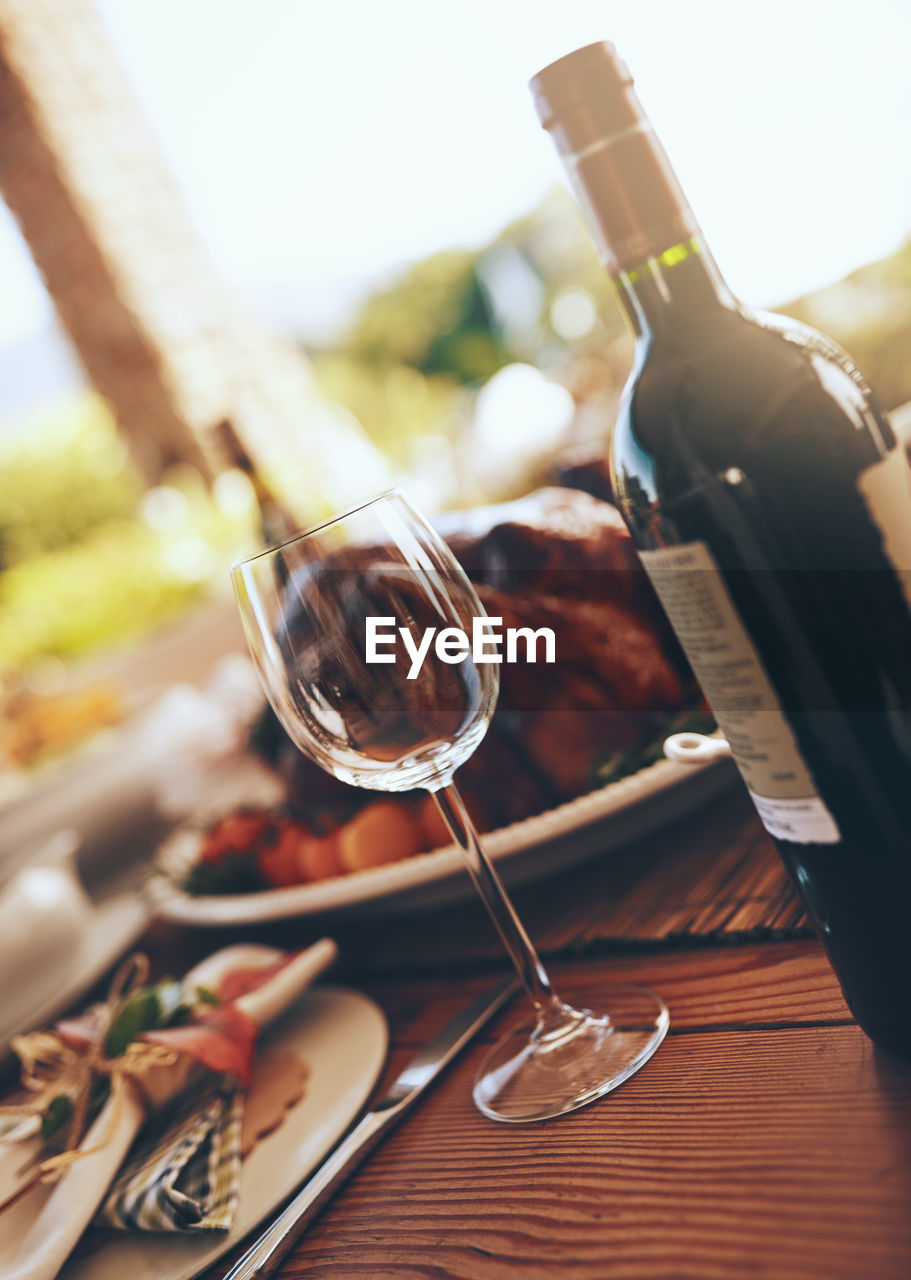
[3,938,338,1280]
[94,1079,243,1233]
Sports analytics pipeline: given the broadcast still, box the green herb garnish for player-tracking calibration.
[184,853,269,897]
[40,1095,73,1142]
[105,977,220,1057]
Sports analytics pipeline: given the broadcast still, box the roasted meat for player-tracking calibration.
[256,487,692,826]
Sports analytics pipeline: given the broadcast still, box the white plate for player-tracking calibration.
[0,883,149,1062]
[0,985,387,1280]
[150,752,737,923]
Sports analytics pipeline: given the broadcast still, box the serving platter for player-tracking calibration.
[150,750,737,924]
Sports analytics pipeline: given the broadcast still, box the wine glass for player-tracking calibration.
[231,489,668,1122]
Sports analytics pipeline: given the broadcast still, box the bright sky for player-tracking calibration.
[1,0,910,347]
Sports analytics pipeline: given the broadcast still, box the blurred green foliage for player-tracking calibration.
[340,191,624,378]
[351,255,510,383]
[311,355,464,466]
[0,396,140,569]
[343,250,487,371]
[0,521,199,667]
[782,242,911,411]
[313,189,627,464]
[0,392,250,671]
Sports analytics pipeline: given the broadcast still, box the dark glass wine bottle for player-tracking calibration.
[532,42,911,1055]
[213,418,299,548]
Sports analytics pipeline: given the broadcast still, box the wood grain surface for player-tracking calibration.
[359,941,853,1045]
[274,1025,911,1280]
[25,790,910,1279]
[200,943,911,1280]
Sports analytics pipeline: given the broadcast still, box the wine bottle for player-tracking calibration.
[213,418,300,548]
[531,42,911,1055]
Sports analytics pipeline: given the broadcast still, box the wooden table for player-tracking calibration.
[179,785,911,1280]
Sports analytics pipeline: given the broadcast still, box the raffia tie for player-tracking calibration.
[0,953,181,1183]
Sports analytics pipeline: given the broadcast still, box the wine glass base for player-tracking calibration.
[472,985,669,1123]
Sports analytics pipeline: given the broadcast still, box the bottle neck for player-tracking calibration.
[613,235,737,340]
[212,418,299,546]
[531,43,738,339]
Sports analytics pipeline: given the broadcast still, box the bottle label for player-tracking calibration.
[638,541,840,845]
[857,443,911,612]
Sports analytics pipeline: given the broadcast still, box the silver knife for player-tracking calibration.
[222,975,518,1280]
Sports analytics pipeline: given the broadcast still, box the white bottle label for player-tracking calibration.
[857,443,911,612]
[638,541,840,845]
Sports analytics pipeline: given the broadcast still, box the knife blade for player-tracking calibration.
[222,975,518,1280]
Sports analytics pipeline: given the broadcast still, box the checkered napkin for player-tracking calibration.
[93,1080,244,1233]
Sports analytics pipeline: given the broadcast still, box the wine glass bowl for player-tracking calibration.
[232,488,668,1122]
[232,491,497,792]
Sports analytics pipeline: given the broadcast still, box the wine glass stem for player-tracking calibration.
[432,782,564,1020]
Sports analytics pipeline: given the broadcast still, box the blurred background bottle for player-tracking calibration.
[213,418,300,549]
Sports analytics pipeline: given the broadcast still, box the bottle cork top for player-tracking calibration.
[530,42,633,134]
